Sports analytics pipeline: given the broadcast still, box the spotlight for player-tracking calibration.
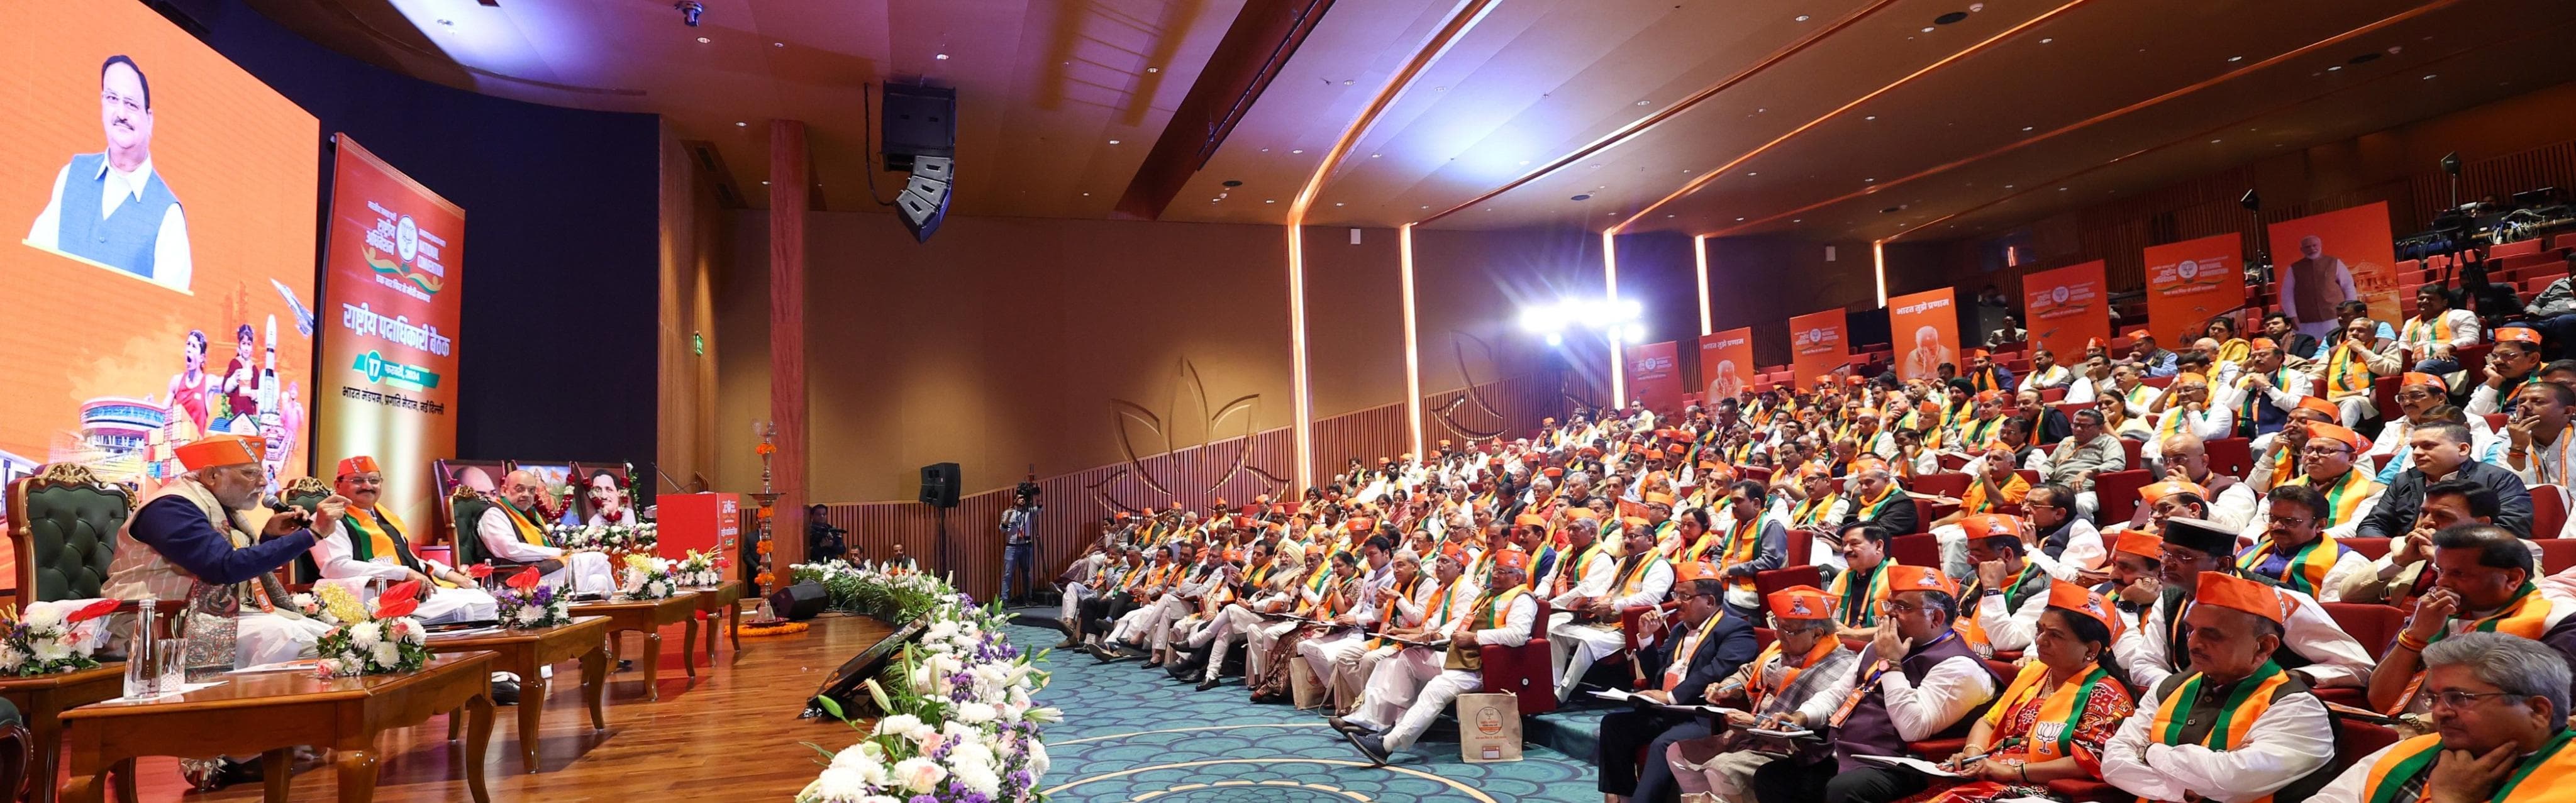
[675,0,704,27]
[1625,323,1646,341]
[1518,308,1552,333]
[1545,332,1563,346]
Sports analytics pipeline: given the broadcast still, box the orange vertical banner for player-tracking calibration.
[1789,309,1848,387]
[2024,260,2109,360]
[1628,340,1682,414]
[2143,233,2246,341]
[2268,202,2399,339]
[1887,288,1960,382]
[1699,328,1755,399]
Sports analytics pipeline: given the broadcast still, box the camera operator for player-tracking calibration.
[1000,473,1043,605]
[805,504,847,563]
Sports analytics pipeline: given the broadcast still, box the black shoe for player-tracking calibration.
[1343,730,1391,766]
[616,659,635,673]
[492,680,521,706]
[1327,715,1365,733]
[1196,677,1222,692]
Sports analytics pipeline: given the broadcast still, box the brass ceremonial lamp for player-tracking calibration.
[750,420,782,596]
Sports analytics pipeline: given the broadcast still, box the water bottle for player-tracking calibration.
[124,599,159,698]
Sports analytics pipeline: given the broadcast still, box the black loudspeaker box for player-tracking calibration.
[880,84,956,171]
[919,462,961,508]
[768,581,828,621]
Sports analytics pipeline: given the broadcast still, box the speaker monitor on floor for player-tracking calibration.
[919,462,960,508]
[803,613,933,720]
[768,581,828,621]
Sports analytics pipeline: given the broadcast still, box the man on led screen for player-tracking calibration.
[25,55,193,291]
[2279,234,2357,340]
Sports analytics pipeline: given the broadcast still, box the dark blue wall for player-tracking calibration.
[168,0,662,468]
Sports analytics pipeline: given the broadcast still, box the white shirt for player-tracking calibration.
[25,156,192,291]
[2063,375,2102,405]
[2028,518,2106,582]
[1472,594,1540,647]
[2099,675,2334,803]
[479,506,566,563]
[1550,547,1617,607]
[2111,585,2375,692]
[1794,648,1999,740]
[2509,426,2576,486]
[1606,559,1675,610]
[1972,577,2054,652]
[2236,476,2384,544]
[2019,365,2074,392]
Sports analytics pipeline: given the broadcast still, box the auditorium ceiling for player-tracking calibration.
[252,0,2576,243]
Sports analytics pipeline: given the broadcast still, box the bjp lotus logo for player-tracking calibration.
[1091,358,1288,512]
[2177,259,2200,280]
[2051,286,2069,304]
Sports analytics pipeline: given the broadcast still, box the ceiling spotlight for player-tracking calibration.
[774,42,784,48]
[1146,67,1160,73]
[1265,199,1275,204]
[1735,216,1746,221]
[1864,177,1876,182]
[1922,26,1936,33]
[696,36,710,43]
[735,121,747,127]
[1636,100,1652,106]
[1108,139,1121,145]
[935,53,949,60]
[760,180,769,185]
[1865,115,1878,120]
[1625,323,1646,341]
[1342,79,1354,85]
[2209,138,2222,143]
[1746,172,1758,176]
[2021,126,2034,131]
[2040,37,2053,43]
[1292,149,1306,154]
[1545,333,1563,346]
[1797,14,1813,21]
[1082,192,1091,196]
[1335,202,1345,206]
[1369,153,1380,158]
[2227,55,2243,62]
[2422,74,2438,80]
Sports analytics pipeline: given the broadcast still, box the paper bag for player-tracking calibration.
[1457,692,1523,763]
[1290,657,1328,710]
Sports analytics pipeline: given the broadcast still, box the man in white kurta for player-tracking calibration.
[312,456,496,624]
[105,435,333,668]
[1340,551,1540,762]
[2101,572,2338,803]
[1548,521,1672,701]
[477,470,615,595]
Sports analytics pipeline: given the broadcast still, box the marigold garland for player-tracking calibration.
[736,620,809,638]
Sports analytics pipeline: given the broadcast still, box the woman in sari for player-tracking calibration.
[2207,316,2251,367]
[1252,550,1362,702]
[1911,584,2137,803]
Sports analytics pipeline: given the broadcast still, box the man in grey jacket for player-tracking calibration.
[2049,408,2129,521]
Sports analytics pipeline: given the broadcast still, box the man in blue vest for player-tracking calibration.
[26,54,191,290]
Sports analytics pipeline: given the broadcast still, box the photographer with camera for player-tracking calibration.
[806,504,847,563]
[1001,471,1043,606]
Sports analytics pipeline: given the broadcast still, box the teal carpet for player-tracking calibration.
[1005,617,1601,802]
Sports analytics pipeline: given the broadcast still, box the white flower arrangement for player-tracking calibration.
[617,553,678,601]
[547,523,662,553]
[675,548,724,587]
[494,567,573,629]
[311,582,430,677]
[0,599,116,677]
[796,570,1053,803]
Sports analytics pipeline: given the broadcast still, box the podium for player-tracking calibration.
[656,493,743,568]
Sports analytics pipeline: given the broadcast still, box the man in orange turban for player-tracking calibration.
[106,435,338,668]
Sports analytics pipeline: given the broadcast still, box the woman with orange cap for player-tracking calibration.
[1919,586,2138,803]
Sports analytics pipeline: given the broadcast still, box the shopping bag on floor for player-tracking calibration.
[1291,658,1328,709]
[1457,692,1523,763]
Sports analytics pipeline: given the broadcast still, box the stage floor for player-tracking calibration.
[102,612,894,802]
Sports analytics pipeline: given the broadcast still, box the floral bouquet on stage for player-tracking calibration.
[311,582,430,678]
[617,553,677,601]
[798,573,1053,803]
[0,599,119,676]
[496,567,572,629]
[675,549,723,587]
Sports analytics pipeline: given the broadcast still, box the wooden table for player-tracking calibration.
[58,653,496,803]
[423,617,611,772]
[686,580,747,662]
[567,592,699,701]
[0,663,131,803]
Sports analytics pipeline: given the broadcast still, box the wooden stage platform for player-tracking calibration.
[97,614,893,802]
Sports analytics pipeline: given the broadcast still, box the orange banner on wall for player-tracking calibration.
[2024,260,2109,360]
[1888,288,1960,382]
[1627,340,1682,414]
[2143,233,2245,341]
[316,135,466,528]
[2268,201,2399,339]
[1699,328,1755,399]
[1789,309,1848,387]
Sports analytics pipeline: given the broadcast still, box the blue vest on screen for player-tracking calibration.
[55,152,179,279]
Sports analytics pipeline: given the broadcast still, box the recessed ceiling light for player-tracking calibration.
[2228,55,2243,62]
[697,36,710,43]
[1922,26,1936,33]
[1792,219,1801,223]
[1420,205,1429,209]
[1746,172,1758,176]
[1736,217,1746,221]
[1796,14,1811,21]
[1335,202,1345,206]
[774,42,785,48]
[2328,65,2342,71]
[760,180,769,185]
[1865,178,1876,182]
[1636,100,1652,106]
[1865,115,1878,120]
[2209,138,2222,143]
[2423,74,2438,80]
[1292,149,1306,154]
[1369,153,1380,158]
[935,53,949,60]
[1342,79,1354,86]
[1265,199,1275,204]
[2021,126,2033,131]
[735,121,747,127]
[2058,187,2070,191]
[1146,67,1160,73]
[1108,140,1121,145]
[1082,192,1091,196]
[2040,37,2053,43]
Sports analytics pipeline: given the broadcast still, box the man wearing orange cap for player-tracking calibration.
[1958,514,2055,653]
[2248,396,2346,494]
[1593,568,1758,803]
[2321,314,2401,427]
[106,435,340,668]
[1666,585,1860,802]
[2240,421,2384,548]
[1550,515,1671,702]
[479,469,618,595]
[2368,372,2499,466]
[1963,348,2012,394]
[2241,483,2370,602]
[1835,460,1919,537]
[316,456,495,624]
[2100,570,2337,803]
[1751,565,2002,803]
[2220,335,2311,440]
[1341,544,1538,764]
[2097,531,2166,629]
[2111,518,2372,694]
[2470,326,2548,418]
[2124,331,2177,378]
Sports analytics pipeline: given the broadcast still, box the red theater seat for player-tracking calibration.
[2206,437,2252,477]
[1889,534,1940,568]
[1910,472,1970,500]
[2533,485,2568,539]
[2493,239,2545,259]
[2093,470,2153,525]
[1478,601,1558,716]
[2323,602,2404,658]
[2340,538,2390,560]
[2543,540,2576,573]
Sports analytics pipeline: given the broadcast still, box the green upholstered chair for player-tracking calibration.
[450,489,496,570]
[8,467,131,609]
[0,697,25,803]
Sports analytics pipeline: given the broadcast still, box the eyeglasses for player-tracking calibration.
[2419,689,2521,711]
[2299,443,2351,457]
[1885,599,1926,614]
[99,91,143,114]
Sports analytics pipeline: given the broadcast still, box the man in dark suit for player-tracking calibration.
[1594,573,1759,802]
[1839,462,1919,536]
[2357,419,2534,538]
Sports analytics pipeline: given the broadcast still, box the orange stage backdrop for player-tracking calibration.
[2024,260,2109,360]
[0,0,319,576]
[2143,233,2245,341]
[1789,309,1848,387]
[317,135,464,528]
[1699,328,1755,397]
[1888,288,1960,382]
[2268,202,2399,336]
[1627,340,1682,414]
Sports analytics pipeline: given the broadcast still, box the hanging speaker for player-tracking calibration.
[896,156,952,243]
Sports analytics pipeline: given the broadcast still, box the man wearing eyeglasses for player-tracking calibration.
[26,55,192,290]
[2362,526,2576,718]
[1750,565,2002,803]
[2319,632,2576,803]
[2111,518,2373,694]
[1592,571,1758,803]
[313,456,495,623]
[2360,421,2531,541]
[2101,571,2338,803]
[2238,422,2384,545]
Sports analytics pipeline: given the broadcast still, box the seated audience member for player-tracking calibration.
[2014,388,2073,447]
[2239,423,2383,542]
[2021,483,2105,584]
[479,469,616,595]
[108,435,333,668]
[2266,312,2322,370]
[2101,572,2340,803]
[2468,326,2548,418]
[2370,373,2499,469]
[2223,336,2311,440]
[2366,524,2576,716]
[2319,314,2401,427]
[1963,348,2013,394]
[1338,548,1538,765]
[2128,331,2179,378]
[2047,409,2127,519]
[2207,316,2253,365]
[2502,380,2576,486]
[2399,282,2483,377]
[2145,373,2231,465]
[1829,523,1896,638]
[2105,363,2162,418]
[1836,461,1918,536]
[2237,484,2374,601]
[1914,585,2138,803]
[2114,518,2375,692]
[1592,572,1759,803]
[309,457,497,624]
[2345,480,2510,605]
[1667,586,1862,803]
[1956,514,2053,655]
[1707,481,1788,619]
[2018,349,2074,393]
[2250,400,2348,493]
[1750,567,2004,803]
[2359,420,2534,538]
[2316,632,2576,803]
[2099,531,2165,630]
[2098,394,2152,443]
[2124,434,2256,532]
[1550,519,1674,701]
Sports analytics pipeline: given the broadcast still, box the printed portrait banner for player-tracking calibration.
[1699,328,1755,398]
[318,135,466,528]
[2024,260,2109,361]
[2268,201,2399,339]
[1626,340,1682,414]
[2142,233,2245,341]
[1788,309,1848,387]
[1887,288,1961,382]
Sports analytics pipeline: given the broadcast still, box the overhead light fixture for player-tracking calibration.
[2021,126,2033,131]
[2423,74,2438,80]
[2328,65,2343,71]
[1108,139,1121,144]
[1746,172,1757,176]
[1335,202,1345,206]
[774,42,785,48]
[1369,153,1381,158]
[2040,37,2053,43]
[697,36,710,43]
[935,53,949,60]
[1265,199,1275,203]
[1146,67,1160,73]
[1865,115,1878,120]
[1796,14,1811,21]
[1636,100,1652,106]
[1082,192,1091,196]
[1292,149,1306,154]
[735,121,747,127]
[1922,26,1935,33]
[2228,55,2243,62]
[1735,216,1746,221]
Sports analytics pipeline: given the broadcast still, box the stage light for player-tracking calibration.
[1625,323,1645,341]
[1545,332,1563,346]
